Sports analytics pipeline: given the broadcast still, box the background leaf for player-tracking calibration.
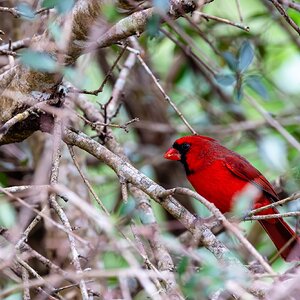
[0,198,16,228]
[215,73,236,86]
[238,41,254,72]
[17,3,35,19]
[42,0,75,14]
[259,136,288,172]
[223,51,238,71]
[20,50,58,72]
[246,75,269,100]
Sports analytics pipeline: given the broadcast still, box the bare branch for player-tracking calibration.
[268,0,300,35]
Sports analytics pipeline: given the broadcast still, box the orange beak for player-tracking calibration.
[164,148,181,161]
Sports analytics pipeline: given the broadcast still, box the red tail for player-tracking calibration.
[259,215,300,261]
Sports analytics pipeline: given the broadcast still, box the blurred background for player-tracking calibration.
[0,0,300,299]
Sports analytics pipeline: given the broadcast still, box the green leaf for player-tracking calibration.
[153,0,169,12]
[48,22,62,44]
[215,73,236,86]
[20,50,58,72]
[238,41,254,72]
[147,14,161,38]
[42,0,74,14]
[245,75,269,100]
[177,256,189,275]
[17,3,35,19]
[223,52,238,71]
[0,173,8,186]
[103,251,129,269]
[0,198,16,228]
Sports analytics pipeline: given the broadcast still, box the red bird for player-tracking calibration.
[164,135,300,261]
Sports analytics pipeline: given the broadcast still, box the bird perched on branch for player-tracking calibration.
[164,135,300,261]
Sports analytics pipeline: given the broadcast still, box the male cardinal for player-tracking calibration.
[164,135,300,261]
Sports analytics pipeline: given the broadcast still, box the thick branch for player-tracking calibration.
[63,128,240,265]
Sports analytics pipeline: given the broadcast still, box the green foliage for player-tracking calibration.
[42,0,75,14]
[103,251,129,269]
[177,256,189,276]
[0,198,16,228]
[153,0,170,12]
[19,49,58,72]
[146,14,162,38]
[215,73,236,86]
[245,75,268,100]
[216,40,268,101]
[17,3,35,20]
[238,41,254,72]
[48,22,62,44]
[0,173,8,186]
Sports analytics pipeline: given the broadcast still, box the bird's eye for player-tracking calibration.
[181,143,190,151]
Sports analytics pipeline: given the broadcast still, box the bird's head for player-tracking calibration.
[164,135,217,174]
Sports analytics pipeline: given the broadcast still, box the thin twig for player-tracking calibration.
[74,95,182,298]
[248,193,300,216]
[278,0,300,13]
[160,187,275,275]
[130,45,197,135]
[195,11,249,31]
[49,120,89,300]
[75,111,139,132]
[52,184,163,300]
[1,185,50,194]
[1,228,87,295]
[17,257,64,300]
[269,0,300,35]
[71,44,128,96]
[0,268,171,299]
[0,37,31,51]
[0,188,88,245]
[245,211,300,221]
[67,145,110,215]
[164,16,218,74]
[15,207,48,250]
[0,6,21,17]
[235,0,244,22]
[0,49,17,56]
[246,95,300,153]
[21,267,30,300]
[0,103,42,139]
[107,40,137,119]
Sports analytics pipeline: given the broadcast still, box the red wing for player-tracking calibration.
[224,155,278,202]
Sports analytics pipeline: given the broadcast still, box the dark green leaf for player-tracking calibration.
[20,50,58,72]
[42,0,55,8]
[42,0,74,14]
[177,256,189,275]
[238,41,254,72]
[223,52,238,71]
[147,14,161,38]
[215,74,236,86]
[17,3,35,19]
[245,75,268,100]
[0,173,8,186]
